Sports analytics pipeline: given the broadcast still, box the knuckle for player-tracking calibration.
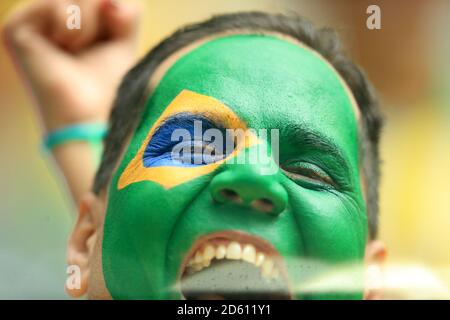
[2,7,36,48]
[5,25,31,48]
[2,17,19,41]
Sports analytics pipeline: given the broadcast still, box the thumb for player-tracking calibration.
[101,0,139,41]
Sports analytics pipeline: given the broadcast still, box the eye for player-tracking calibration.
[281,162,335,188]
[143,113,243,168]
[173,139,226,165]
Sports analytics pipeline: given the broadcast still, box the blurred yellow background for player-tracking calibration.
[0,0,449,298]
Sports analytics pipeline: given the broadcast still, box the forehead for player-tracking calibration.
[143,34,359,162]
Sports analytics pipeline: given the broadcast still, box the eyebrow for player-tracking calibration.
[285,124,353,183]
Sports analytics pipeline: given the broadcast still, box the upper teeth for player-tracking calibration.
[185,241,280,280]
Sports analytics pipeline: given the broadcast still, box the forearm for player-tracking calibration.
[3,0,137,207]
[51,141,100,205]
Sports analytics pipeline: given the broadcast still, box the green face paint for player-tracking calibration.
[102,34,367,299]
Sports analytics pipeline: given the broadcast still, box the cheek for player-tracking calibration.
[286,186,366,299]
[287,186,366,262]
[101,175,212,299]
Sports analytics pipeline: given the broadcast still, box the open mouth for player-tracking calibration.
[178,231,292,299]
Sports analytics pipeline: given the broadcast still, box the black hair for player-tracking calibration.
[93,12,383,239]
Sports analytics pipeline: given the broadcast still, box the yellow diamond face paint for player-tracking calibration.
[118,89,259,189]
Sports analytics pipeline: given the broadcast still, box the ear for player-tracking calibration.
[363,240,387,300]
[66,192,103,298]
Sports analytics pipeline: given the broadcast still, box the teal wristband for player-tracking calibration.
[43,122,108,151]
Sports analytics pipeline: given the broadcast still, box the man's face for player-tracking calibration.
[101,34,367,299]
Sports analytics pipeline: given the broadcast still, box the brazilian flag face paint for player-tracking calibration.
[102,35,367,299]
[118,89,259,190]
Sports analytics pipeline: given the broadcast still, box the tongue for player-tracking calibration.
[181,259,290,300]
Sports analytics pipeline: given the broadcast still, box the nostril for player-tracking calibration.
[220,188,242,203]
[251,198,275,213]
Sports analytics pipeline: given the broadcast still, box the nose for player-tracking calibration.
[209,165,288,216]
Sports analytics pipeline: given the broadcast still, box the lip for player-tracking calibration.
[176,230,292,299]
